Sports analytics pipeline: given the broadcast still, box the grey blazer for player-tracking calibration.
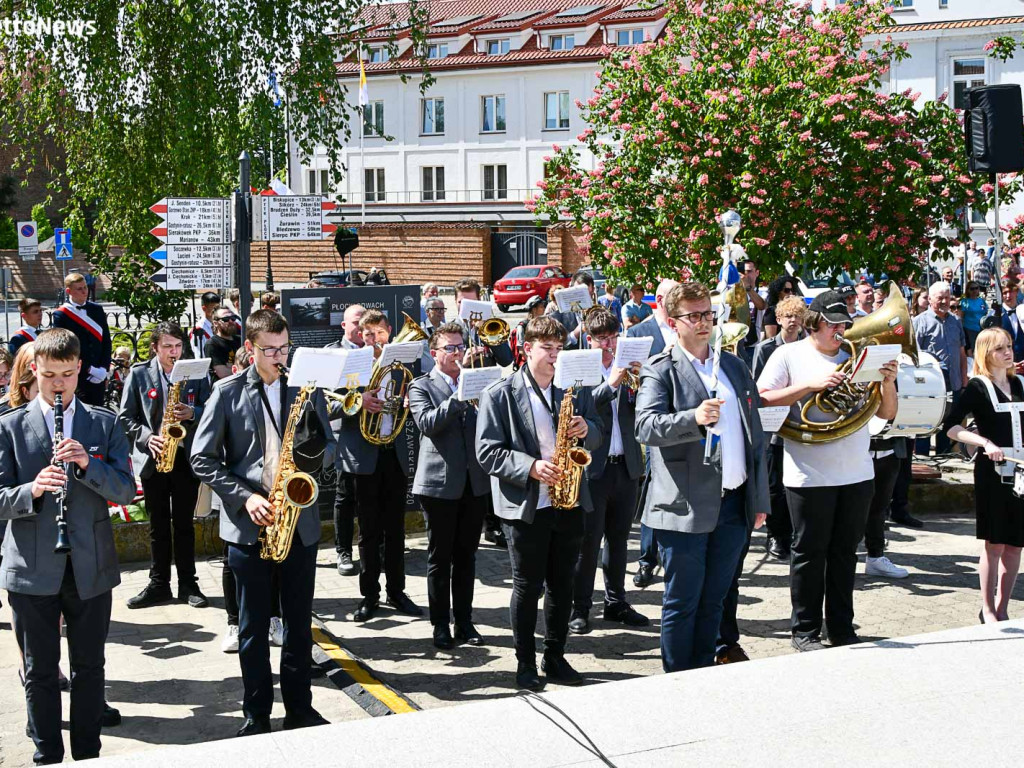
[335,363,416,477]
[589,380,645,481]
[635,345,769,534]
[0,399,136,599]
[476,367,603,521]
[409,368,489,499]
[118,358,211,479]
[190,365,336,547]
[627,314,668,357]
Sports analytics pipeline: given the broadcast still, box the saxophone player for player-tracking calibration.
[0,329,135,764]
[191,310,336,736]
[476,316,602,691]
[119,322,211,610]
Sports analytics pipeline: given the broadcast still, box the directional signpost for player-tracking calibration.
[150,198,232,244]
[253,195,337,241]
[149,197,232,290]
[18,221,38,261]
[150,267,232,290]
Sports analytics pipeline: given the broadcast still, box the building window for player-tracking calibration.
[306,168,330,195]
[939,0,947,7]
[368,46,390,63]
[426,43,448,59]
[483,165,508,200]
[615,28,644,46]
[952,57,986,111]
[486,39,510,55]
[364,168,385,203]
[544,91,570,130]
[421,97,445,135]
[422,166,446,201]
[481,95,506,133]
[362,101,384,137]
[549,34,575,51]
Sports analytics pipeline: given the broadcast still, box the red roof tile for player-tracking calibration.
[881,16,1024,34]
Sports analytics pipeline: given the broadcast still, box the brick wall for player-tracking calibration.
[546,224,590,275]
[0,134,70,223]
[0,249,111,300]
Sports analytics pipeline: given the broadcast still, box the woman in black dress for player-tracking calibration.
[945,327,1024,623]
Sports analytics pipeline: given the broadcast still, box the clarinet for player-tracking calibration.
[53,393,72,554]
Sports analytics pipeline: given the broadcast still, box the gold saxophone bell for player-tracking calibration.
[478,317,510,346]
[156,380,186,474]
[550,386,592,510]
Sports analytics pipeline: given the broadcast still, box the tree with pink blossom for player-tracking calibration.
[531,0,1015,287]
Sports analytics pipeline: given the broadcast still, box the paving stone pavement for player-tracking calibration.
[1,512,1019,766]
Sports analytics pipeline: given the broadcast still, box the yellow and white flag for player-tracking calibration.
[358,57,369,106]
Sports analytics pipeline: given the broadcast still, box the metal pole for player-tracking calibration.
[993,173,1002,319]
[357,122,364,282]
[265,143,275,292]
[3,270,9,342]
[237,151,252,320]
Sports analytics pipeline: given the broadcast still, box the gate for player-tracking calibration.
[490,228,548,281]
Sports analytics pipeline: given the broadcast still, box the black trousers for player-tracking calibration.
[573,461,639,613]
[222,542,281,625]
[891,445,913,520]
[419,486,487,626]
[10,561,111,764]
[227,541,316,719]
[765,442,792,545]
[76,379,106,407]
[787,479,873,640]
[141,455,200,588]
[503,506,584,665]
[716,526,752,654]
[354,448,407,601]
[866,453,901,558]
[333,471,356,554]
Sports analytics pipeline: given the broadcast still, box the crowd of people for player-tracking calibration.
[0,255,1021,761]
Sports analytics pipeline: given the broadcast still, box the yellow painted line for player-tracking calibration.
[311,626,417,715]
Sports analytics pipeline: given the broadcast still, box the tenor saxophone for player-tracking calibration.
[550,387,592,510]
[155,380,187,473]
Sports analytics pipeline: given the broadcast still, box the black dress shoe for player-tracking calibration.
[828,633,862,648]
[126,583,173,609]
[568,611,590,635]
[283,708,329,730]
[766,536,791,561]
[454,622,484,646]
[633,563,656,589]
[515,664,545,691]
[386,591,424,617]
[433,625,455,650]
[101,702,121,728]
[236,716,271,737]
[791,635,826,652]
[178,583,209,608]
[483,528,508,548]
[889,513,924,529]
[541,655,584,686]
[603,603,649,627]
[353,598,379,622]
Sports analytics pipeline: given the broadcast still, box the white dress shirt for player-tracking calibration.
[436,369,458,395]
[681,347,747,491]
[39,395,77,443]
[601,363,624,457]
[527,380,557,510]
[658,319,677,350]
[261,377,283,493]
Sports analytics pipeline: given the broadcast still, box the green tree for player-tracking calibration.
[31,202,53,242]
[0,215,15,249]
[0,1,430,318]
[531,0,1012,286]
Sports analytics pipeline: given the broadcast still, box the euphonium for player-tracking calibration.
[155,380,187,473]
[359,312,428,445]
[550,386,592,510]
[777,282,915,445]
[478,317,510,346]
[260,367,319,563]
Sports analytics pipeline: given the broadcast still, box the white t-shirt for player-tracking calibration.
[756,338,874,488]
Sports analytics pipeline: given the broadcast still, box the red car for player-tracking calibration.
[492,264,571,311]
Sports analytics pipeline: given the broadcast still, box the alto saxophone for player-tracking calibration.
[155,380,187,473]
[550,386,592,510]
[260,374,319,562]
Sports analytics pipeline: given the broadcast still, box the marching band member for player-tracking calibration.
[570,308,648,634]
[549,271,597,351]
[634,283,768,673]
[409,322,490,649]
[0,329,135,763]
[191,310,335,735]
[477,316,602,690]
[338,309,421,621]
[8,297,43,357]
[455,278,513,368]
[52,273,112,407]
[119,322,211,609]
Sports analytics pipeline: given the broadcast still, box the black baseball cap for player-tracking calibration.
[525,295,545,310]
[835,285,855,298]
[809,290,854,326]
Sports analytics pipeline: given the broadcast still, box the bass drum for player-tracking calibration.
[868,351,949,438]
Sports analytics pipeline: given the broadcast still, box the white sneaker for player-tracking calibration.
[269,617,284,647]
[865,555,908,579]
[221,624,240,653]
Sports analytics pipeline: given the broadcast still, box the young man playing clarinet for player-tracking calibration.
[477,316,602,690]
[191,310,335,736]
[0,329,135,764]
[119,322,211,609]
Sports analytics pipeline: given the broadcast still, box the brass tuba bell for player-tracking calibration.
[478,317,510,347]
[711,322,750,355]
[711,282,751,328]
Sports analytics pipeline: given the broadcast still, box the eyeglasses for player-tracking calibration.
[427,306,445,312]
[780,288,793,294]
[253,343,290,358]
[441,344,466,354]
[673,311,715,324]
[592,334,618,347]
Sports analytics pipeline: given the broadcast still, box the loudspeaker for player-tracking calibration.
[965,84,1024,174]
[333,227,359,258]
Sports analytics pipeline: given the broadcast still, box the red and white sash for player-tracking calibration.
[13,325,38,342]
[56,302,104,342]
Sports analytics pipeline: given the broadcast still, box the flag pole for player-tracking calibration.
[357,56,369,281]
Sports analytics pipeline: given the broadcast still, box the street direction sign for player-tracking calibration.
[18,221,38,260]
[55,227,73,260]
[149,197,231,244]
[253,195,337,240]
[150,243,232,269]
[150,267,232,290]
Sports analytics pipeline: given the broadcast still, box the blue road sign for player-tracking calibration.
[55,227,73,261]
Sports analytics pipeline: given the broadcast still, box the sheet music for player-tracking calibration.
[286,348,345,388]
[613,337,654,368]
[554,285,593,313]
[849,344,902,384]
[554,349,603,388]
[457,367,502,401]
[169,358,211,383]
[335,346,374,388]
[458,298,493,322]
[758,406,790,433]
[377,341,423,367]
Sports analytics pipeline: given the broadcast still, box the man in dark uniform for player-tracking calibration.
[51,273,112,406]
